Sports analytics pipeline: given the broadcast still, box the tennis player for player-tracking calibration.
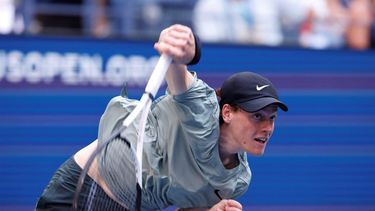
[36,24,287,211]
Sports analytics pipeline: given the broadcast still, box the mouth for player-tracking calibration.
[254,137,268,144]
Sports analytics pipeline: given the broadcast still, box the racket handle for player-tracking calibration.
[145,54,172,98]
[122,55,171,128]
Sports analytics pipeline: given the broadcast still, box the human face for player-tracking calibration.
[226,104,278,156]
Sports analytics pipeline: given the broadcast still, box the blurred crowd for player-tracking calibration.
[194,0,375,50]
[1,0,374,50]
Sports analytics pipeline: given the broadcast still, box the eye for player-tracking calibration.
[253,113,262,120]
[270,115,277,122]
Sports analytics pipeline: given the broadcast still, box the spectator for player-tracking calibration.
[0,0,24,34]
[346,0,375,49]
[91,0,110,38]
[371,0,375,48]
[194,0,358,49]
[298,0,348,49]
[0,0,16,34]
[247,0,347,48]
[247,0,283,46]
[193,0,254,43]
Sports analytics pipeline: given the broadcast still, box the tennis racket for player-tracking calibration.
[72,54,172,211]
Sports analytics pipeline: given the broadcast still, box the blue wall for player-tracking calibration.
[0,35,375,210]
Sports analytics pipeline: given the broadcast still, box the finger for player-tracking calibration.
[163,34,190,48]
[214,199,229,211]
[170,24,193,34]
[154,42,185,58]
[155,32,191,55]
[226,200,242,209]
[224,208,242,211]
[163,25,193,43]
[168,26,191,38]
[160,30,192,50]
[160,25,190,41]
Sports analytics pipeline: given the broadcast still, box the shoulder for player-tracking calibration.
[153,72,219,120]
[172,72,216,102]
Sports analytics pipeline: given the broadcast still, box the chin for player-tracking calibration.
[254,151,265,156]
[249,149,265,156]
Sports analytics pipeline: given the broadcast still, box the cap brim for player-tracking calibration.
[237,97,288,112]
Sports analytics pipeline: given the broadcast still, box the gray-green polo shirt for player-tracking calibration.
[97,74,251,210]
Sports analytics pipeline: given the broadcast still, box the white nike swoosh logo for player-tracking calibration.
[256,85,270,91]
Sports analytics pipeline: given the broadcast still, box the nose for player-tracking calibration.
[261,119,274,136]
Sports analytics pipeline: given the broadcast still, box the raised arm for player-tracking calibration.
[154,24,197,95]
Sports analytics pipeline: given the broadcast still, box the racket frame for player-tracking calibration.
[72,54,172,210]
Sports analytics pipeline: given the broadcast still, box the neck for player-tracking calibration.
[219,130,240,169]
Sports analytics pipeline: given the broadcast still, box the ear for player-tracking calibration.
[221,104,233,123]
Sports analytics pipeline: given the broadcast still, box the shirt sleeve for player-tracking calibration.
[169,74,220,164]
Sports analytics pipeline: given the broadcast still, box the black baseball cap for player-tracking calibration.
[220,72,288,112]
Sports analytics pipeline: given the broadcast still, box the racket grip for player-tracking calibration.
[145,54,172,98]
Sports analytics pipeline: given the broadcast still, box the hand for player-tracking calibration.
[154,24,196,65]
[209,199,243,211]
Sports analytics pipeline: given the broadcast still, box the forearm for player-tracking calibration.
[165,63,194,95]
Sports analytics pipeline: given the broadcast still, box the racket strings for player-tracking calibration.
[79,181,130,211]
[98,136,139,210]
[74,136,140,211]
[73,125,128,210]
